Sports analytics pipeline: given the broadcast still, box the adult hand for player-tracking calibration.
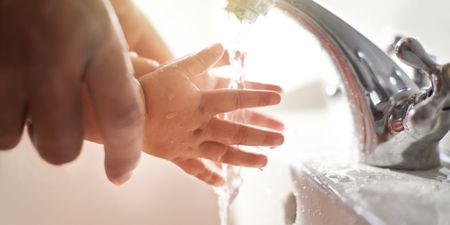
[0,0,144,184]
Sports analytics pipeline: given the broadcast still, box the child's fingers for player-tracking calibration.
[245,110,285,131]
[203,118,284,146]
[174,158,224,186]
[244,81,283,93]
[212,50,230,68]
[196,75,282,92]
[175,43,224,77]
[200,89,281,115]
[198,142,267,168]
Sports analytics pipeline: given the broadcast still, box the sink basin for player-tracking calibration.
[291,160,450,225]
[230,104,450,225]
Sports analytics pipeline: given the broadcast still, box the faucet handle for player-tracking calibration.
[395,38,450,141]
[395,37,438,73]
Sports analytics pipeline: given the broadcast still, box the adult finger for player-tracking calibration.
[245,110,285,131]
[28,66,83,165]
[174,158,224,186]
[85,38,144,185]
[174,43,224,77]
[198,141,267,168]
[0,73,27,150]
[200,89,281,115]
[202,118,284,146]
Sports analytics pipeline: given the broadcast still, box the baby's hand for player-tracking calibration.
[138,44,284,186]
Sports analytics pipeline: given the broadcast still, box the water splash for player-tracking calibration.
[165,112,177,119]
[213,16,251,225]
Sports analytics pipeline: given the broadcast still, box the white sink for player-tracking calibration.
[291,160,450,225]
[232,93,450,225]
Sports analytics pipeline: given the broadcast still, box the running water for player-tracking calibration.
[213,17,251,225]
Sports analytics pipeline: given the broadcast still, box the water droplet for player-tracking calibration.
[165,112,177,119]
[431,183,440,190]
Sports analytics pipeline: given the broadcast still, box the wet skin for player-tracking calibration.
[84,44,285,186]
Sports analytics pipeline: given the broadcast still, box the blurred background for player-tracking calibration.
[1,0,450,225]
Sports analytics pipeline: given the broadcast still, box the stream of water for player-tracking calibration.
[213,18,251,225]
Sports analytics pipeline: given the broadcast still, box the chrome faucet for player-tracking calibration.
[226,0,450,170]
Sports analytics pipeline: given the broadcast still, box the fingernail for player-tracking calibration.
[258,156,268,167]
[215,178,225,186]
[270,94,281,105]
[112,172,132,186]
[209,43,224,55]
[274,86,283,93]
[273,134,284,145]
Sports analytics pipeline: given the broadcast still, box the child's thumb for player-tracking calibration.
[175,43,224,77]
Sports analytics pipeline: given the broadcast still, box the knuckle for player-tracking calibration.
[196,170,212,182]
[193,117,215,143]
[233,125,247,145]
[232,92,241,109]
[218,148,232,163]
[172,157,184,165]
[197,142,205,151]
[198,93,213,116]
[197,104,207,115]
[192,54,209,69]
[192,128,205,142]
[198,141,211,152]
[108,102,145,135]
[155,150,171,160]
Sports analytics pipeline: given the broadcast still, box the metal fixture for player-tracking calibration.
[226,0,450,170]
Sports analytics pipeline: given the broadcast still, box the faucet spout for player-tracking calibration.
[226,0,450,170]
